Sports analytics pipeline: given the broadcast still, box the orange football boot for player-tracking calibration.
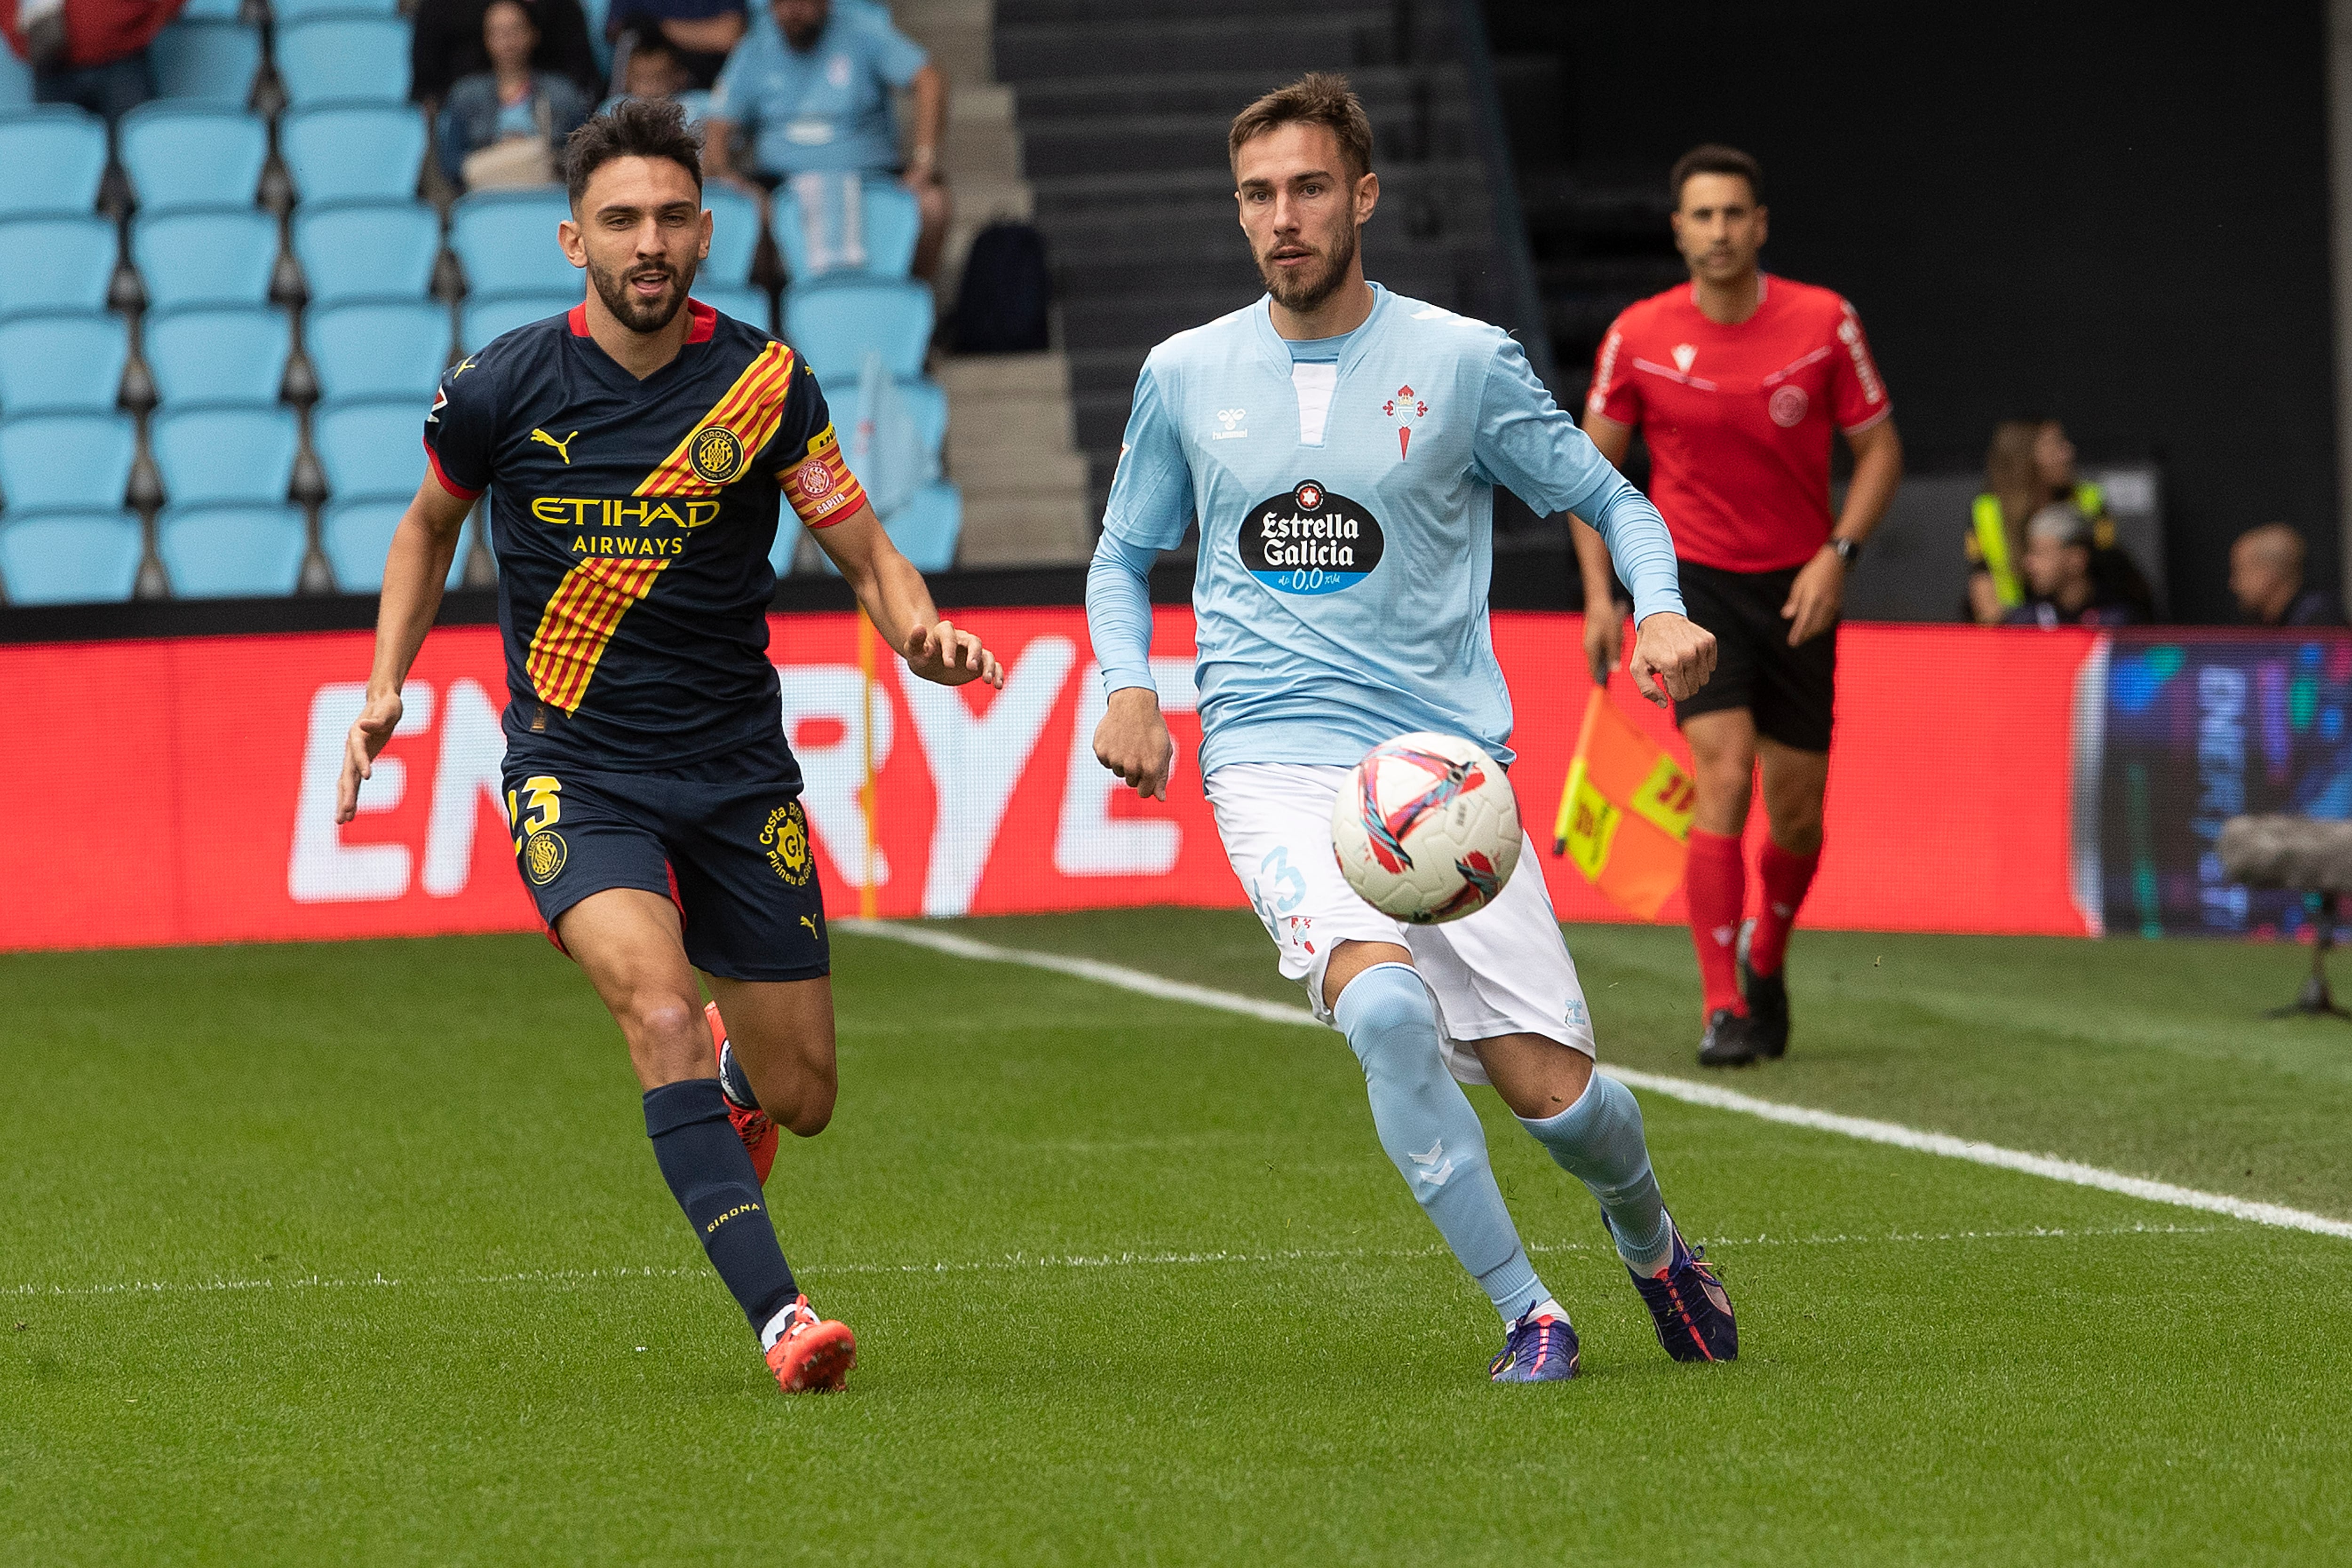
[706,1000,778,1184]
[764,1296,856,1393]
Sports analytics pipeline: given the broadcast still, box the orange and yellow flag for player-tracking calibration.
[1551,687,1697,920]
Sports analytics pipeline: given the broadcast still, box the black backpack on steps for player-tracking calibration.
[951,221,1052,353]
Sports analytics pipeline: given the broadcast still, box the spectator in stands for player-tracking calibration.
[2231,523,2348,628]
[2001,503,2142,627]
[703,0,950,278]
[1967,416,2155,625]
[604,0,744,90]
[411,0,601,110]
[0,0,178,122]
[600,29,711,126]
[437,0,593,190]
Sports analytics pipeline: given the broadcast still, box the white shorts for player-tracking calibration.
[1205,762,1597,1085]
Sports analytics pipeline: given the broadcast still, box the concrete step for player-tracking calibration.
[951,443,1090,491]
[1016,103,1475,182]
[1028,157,1488,214]
[958,489,1095,564]
[1009,62,1464,120]
[946,391,1074,455]
[938,350,1071,398]
[995,12,1434,83]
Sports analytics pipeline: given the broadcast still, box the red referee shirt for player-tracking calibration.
[1588,275,1891,573]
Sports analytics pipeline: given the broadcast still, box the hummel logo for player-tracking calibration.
[1672,344,1696,373]
[531,428,580,463]
[1212,407,1248,441]
[1771,902,1795,918]
[1712,923,1737,947]
[1408,1138,1456,1188]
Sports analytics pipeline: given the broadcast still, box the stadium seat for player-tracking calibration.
[460,292,574,352]
[275,0,398,16]
[292,200,443,305]
[0,217,116,316]
[703,184,763,286]
[178,0,244,18]
[784,275,933,381]
[773,175,919,282]
[0,313,128,414]
[157,503,309,597]
[0,108,108,220]
[698,284,771,332]
[812,480,960,576]
[280,104,429,205]
[314,397,427,499]
[0,411,135,511]
[151,404,297,507]
[898,375,947,462]
[143,304,292,406]
[0,40,30,111]
[118,103,268,216]
[150,21,262,106]
[322,495,470,591]
[132,208,280,310]
[275,17,411,106]
[307,300,452,403]
[0,509,145,605]
[449,189,578,297]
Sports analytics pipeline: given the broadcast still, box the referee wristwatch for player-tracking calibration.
[1830,537,1864,569]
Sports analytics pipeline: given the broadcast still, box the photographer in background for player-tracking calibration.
[1967,417,2155,625]
[2231,523,2347,628]
[2001,503,2142,628]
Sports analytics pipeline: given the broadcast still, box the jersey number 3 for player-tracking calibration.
[508,775,562,853]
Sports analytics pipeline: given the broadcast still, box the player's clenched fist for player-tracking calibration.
[1627,611,1716,707]
[902,618,1005,689]
[334,688,405,824]
[1092,687,1175,801]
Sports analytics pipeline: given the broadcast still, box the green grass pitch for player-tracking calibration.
[4,911,2350,1564]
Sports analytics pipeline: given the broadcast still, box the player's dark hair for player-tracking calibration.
[564,95,703,209]
[1229,72,1375,184]
[1669,143,1763,207]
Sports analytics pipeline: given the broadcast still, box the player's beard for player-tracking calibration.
[588,253,698,335]
[1258,220,1357,315]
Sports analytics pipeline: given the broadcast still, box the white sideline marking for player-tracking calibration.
[842,920,2352,1243]
[3,1223,2219,1302]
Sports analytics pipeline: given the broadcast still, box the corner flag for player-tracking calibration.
[1551,686,1696,920]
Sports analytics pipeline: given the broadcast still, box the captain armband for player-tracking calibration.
[780,424,866,528]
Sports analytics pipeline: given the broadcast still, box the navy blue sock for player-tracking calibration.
[644,1080,797,1335]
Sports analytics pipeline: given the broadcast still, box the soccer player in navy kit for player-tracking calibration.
[332,100,1002,1394]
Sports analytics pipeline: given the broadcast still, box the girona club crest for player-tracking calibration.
[1382,383,1429,459]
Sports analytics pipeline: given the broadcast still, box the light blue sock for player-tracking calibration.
[1519,1073,1674,1275]
[1334,964,1548,1323]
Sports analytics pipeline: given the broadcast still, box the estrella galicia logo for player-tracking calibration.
[1240,481,1383,595]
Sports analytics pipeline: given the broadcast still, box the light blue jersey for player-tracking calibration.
[1093,283,1683,775]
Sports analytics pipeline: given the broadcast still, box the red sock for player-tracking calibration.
[1748,839,1821,978]
[1685,830,1747,1017]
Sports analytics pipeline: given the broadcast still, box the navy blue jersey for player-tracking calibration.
[423,299,866,768]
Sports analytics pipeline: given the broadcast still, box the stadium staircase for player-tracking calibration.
[987,0,1528,528]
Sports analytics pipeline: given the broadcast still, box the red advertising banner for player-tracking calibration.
[0,612,2097,952]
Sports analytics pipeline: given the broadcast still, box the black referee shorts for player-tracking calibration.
[1672,559,1837,753]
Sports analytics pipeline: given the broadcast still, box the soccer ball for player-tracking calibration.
[1331,732,1522,924]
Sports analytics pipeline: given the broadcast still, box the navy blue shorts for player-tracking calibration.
[501,733,829,982]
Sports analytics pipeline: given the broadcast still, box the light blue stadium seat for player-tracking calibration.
[698,284,771,332]
[703,184,763,286]
[322,496,470,591]
[314,397,427,499]
[132,208,279,309]
[460,291,574,352]
[308,300,451,403]
[292,199,442,305]
[280,104,429,205]
[143,304,290,406]
[119,103,267,215]
[0,217,116,316]
[0,40,31,111]
[773,175,919,282]
[151,404,297,507]
[179,0,244,18]
[276,0,397,17]
[0,411,135,511]
[0,108,108,220]
[898,375,946,461]
[0,313,128,414]
[450,188,578,296]
[784,275,933,381]
[0,509,144,604]
[276,17,411,106]
[811,480,960,576]
[151,21,262,106]
[157,503,308,597]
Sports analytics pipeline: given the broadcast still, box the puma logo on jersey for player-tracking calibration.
[452,355,478,377]
[1672,343,1697,373]
[531,429,580,463]
[800,915,820,939]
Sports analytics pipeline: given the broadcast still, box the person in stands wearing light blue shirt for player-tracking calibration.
[1085,75,1740,1385]
[703,0,949,277]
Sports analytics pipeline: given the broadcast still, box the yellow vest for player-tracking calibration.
[1971,481,2112,609]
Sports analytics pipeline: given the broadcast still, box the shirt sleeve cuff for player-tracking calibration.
[1631,588,1688,625]
[423,441,482,501]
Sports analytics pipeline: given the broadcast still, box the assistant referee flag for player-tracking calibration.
[1552,687,1696,920]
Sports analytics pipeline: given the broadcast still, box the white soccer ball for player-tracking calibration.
[1331,732,1522,924]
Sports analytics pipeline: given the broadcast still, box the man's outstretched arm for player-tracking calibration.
[335,475,474,824]
[1085,530,1173,800]
[810,499,1004,689]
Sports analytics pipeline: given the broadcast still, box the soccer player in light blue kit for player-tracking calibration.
[1086,75,1740,1382]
